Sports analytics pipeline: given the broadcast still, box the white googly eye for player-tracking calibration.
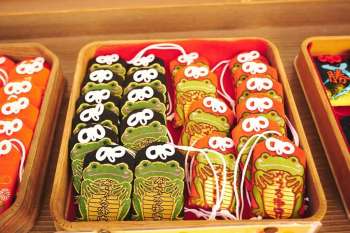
[245,97,273,112]
[265,137,295,155]
[242,62,267,75]
[146,144,175,160]
[184,66,209,79]
[203,97,227,113]
[96,146,125,163]
[242,116,269,132]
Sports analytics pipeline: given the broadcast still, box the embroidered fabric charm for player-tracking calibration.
[245,97,273,112]
[237,51,260,63]
[4,81,32,95]
[84,89,111,104]
[133,68,158,83]
[203,96,228,113]
[77,124,106,144]
[242,116,269,132]
[127,109,154,127]
[15,57,45,75]
[145,143,176,160]
[127,86,154,102]
[184,66,209,79]
[79,103,104,122]
[1,97,29,115]
[246,78,273,91]
[0,119,23,136]
[242,62,268,75]
[96,54,119,65]
[265,137,295,155]
[95,146,126,162]
[88,70,114,83]
[208,136,234,151]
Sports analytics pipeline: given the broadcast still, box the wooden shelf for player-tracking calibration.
[0,1,349,232]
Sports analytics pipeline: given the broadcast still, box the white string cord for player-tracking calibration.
[0,68,8,86]
[9,139,26,182]
[233,130,282,219]
[184,140,199,194]
[286,117,299,146]
[166,92,174,120]
[127,43,198,66]
[211,60,235,111]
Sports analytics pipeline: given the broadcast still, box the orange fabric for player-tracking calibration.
[0,56,16,87]
[0,102,39,130]
[235,76,283,101]
[236,93,285,120]
[0,83,43,108]
[0,146,21,214]
[0,124,33,151]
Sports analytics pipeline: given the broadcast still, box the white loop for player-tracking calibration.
[130,54,155,67]
[127,109,154,127]
[0,118,23,136]
[237,51,260,63]
[178,52,199,65]
[0,57,5,65]
[1,97,29,115]
[265,137,295,155]
[242,61,267,75]
[146,143,176,160]
[95,54,119,65]
[245,97,273,112]
[241,116,269,132]
[127,86,154,102]
[85,89,110,104]
[246,77,273,91]
[0,140,12,155]
[208,136,234,151]
[4,81,32,95]
[184,66,209,79]
[16,57,44,75]
[133,68,158,83]
[96,146,126,163]
[89,70,113,83]
[79,103,104,122]
[203,96,227,113]
[77,124,106,143]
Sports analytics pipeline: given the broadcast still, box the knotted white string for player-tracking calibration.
[0,139,26,182]
[211,60,235,111]
[127,43,198,66]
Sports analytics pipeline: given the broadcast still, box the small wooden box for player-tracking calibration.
[0,43,64,232]
[51,38,326,233]
[295,36,350,219]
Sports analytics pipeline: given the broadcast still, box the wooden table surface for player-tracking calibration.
[0,1,350,232]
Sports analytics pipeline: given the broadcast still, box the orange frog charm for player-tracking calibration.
[170,57,218,127]
[251,136,306,219]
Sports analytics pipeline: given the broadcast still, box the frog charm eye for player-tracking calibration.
[96,54,119,65]
[127,109,154,127]
[242,61,267,75]
[0,139,12,155]
[265,137,295,155]
[0,118,23,136]
[1,97,29,115]
[77,124,106,143]
[89,70,114,83]
[145,143,176,160]
[246,78,273,91]
[242,116,269,132]
[208,136,234,151]
[95,146,126,163]
[4,81,32,95]
[237,50,260,63]
[127,86,154,102]
[16,57,45,75]
[133,68,158,83]
[203,96,227,113]
[246,97,273,112]
[84,89,111,104]
[184,66,209,79]
[79,103,104,122]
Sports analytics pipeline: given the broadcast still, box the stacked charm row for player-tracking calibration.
[0,56,50,214]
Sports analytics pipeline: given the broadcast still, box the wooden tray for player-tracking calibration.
[50,38,326,233]
[294,36,350,219]
[0,43,64,233]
